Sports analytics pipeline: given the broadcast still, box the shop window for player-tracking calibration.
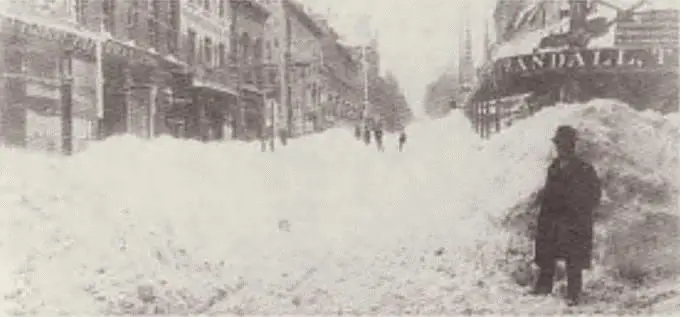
[187,28,197,65]
[218,43,226,67]
[168,0,180,54]
[205,37,213,66]
[219,0,226,17]
[150,0,161,49]
[75,0,88,25]
[102,0,116,34]
[127,0,139,28]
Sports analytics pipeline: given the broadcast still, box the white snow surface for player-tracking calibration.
[1,100,679,315]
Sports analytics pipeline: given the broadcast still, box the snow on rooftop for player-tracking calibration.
[0,100,678,314]
[491,1,679,60]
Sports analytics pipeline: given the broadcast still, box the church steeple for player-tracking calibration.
[458,8,475,90]
[483,18,492,63]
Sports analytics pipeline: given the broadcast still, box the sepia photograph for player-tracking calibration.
[0,0,678,315]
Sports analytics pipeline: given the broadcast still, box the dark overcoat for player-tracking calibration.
[535,157,602,269]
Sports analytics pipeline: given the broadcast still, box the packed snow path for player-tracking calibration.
[1,100,678,315]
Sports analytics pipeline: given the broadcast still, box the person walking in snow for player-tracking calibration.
[363,124,372,145]
[398,130,407,152]
[531,125,602,306]
[374,125,384,152]
[355,125,362,140]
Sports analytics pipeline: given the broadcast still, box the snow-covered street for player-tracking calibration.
[1,99,678,315]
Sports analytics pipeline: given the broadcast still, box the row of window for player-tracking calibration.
[186,30,271,70]
[189,0,229,18]
[74,0,181,54]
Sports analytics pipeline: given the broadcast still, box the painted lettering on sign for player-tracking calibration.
[495,47,678,77]
[3,16,96,54]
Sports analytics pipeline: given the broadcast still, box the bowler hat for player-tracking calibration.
[552,125,578,142]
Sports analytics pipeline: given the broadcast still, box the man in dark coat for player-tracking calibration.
[374,125,384,152]
[531,125,602,306]
[363,125,372,145]
[398,131,407,152]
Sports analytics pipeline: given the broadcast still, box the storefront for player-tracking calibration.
[0,14,98,152]
[467,45,679,138]
[240,88,265,141]
[100,40,179,140]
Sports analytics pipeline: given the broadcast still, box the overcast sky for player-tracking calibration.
[299,0,494,116]
[300,0,678,116]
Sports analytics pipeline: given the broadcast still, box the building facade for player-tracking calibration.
[316,17,361,129]
[284,1,324,136]
[229,0,270,141]
[0,0,186,152]
[0,0,369,153]
[99,0,183,141]
[174,0,235,141]
[0,0,100,152]
[260,0,324,137]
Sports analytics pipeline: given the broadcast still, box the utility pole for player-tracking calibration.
[361,43,369,129]
[95,16,105,140]
[60,46,74,155]
[284,5,293,138]
[277,0,289,148]
[229,0,242,140]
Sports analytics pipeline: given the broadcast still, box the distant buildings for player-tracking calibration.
[0,0,402,153]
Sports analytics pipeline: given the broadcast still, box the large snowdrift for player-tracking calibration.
[467,100,679,312]
[1,100,678,315]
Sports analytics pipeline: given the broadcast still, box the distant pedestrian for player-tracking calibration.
[355,125,362,140]
[279,129,288,146]
[363,126,371,145]
[374,127,384,152]
[398,131,407,152]
[530,125,602,307]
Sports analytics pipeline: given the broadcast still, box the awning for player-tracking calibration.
[193,82,238,96]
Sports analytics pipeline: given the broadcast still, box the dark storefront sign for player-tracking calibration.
[495,47,678,79]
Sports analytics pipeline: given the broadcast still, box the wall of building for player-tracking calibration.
[0,2,99,151]
[180,0,230,67]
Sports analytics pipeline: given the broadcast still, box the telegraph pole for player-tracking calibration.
[60,46,74,155]
[95,17,105,140]
[361,43,369,129]
[277,0,289,148]
[229,0,242,140]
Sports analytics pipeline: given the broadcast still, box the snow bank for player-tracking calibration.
[466,99,679,312]
[0,114,480,315]
[666,112,680,129]
[1,102,678,315]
